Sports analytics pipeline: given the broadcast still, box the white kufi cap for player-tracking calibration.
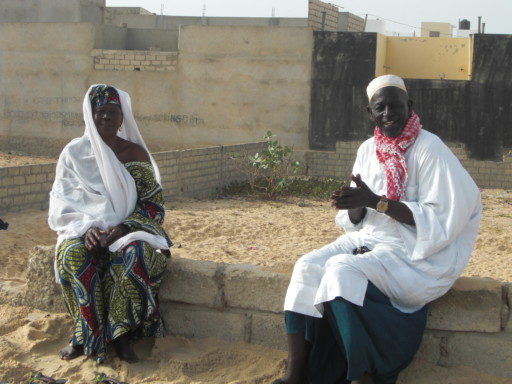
[366,74,407,101]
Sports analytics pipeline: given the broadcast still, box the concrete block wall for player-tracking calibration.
[91,49,178,71]
[306,141,512,189]
[0,163,56,212]
[17,247,512,379]
[159,260,512,378]
[308,0,339,31]
[0,142,265,213]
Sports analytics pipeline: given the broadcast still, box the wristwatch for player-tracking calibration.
[376,195,389,213]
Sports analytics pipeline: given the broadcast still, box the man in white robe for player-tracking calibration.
[275,75,481,384]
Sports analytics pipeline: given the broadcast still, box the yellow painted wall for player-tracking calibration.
[375,33,387,77]
[421,22,452,37]
[375,36,472,80]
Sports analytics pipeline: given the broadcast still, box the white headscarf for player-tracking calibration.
[48,85,167,253]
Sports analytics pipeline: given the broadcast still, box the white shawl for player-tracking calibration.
[48,85,168,253]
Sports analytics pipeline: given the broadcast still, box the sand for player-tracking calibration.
[0,152,56,167]
[0,181,511,382]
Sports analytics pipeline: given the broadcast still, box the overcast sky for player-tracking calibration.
[106,0,512,35]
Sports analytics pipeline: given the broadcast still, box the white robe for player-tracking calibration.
[48,85,169,270]
[284,129,482,316]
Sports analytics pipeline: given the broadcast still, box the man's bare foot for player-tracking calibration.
[272,359,306,384]
[59,344,83,360]
[113,333,138,363]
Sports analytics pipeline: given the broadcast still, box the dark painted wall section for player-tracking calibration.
[309,32,377,149]
[309,32,512,159]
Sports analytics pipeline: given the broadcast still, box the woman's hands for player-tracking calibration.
[84,224,129,251]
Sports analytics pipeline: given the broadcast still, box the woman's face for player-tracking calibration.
[92,104,123,139]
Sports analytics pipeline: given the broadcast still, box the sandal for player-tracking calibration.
[94,373,128,384]
[29,372,67,384]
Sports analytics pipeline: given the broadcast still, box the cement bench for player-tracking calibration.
[6,245,512,381]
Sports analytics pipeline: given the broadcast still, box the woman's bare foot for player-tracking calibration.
[113,333,138,363]
[59,344,83,360]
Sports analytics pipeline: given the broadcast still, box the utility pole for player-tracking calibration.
[363,13,368,31]
[478,16,482,33]
[201,4,206,25]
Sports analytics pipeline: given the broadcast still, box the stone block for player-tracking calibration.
[162,303,247,342]
[445,333,512,378]
[224,264,289,313]
[506,283,512,333]
[414,331,444,365]
[23,246,65,313]
[160,257,224,309]
[8,167,20,176]
[251,313,286,350]
[427,277,503,332]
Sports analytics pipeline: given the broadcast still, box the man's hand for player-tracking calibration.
[100,224,129,248]
[331,174,380,210]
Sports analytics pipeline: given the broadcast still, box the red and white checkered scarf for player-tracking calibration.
[374,112,421,201]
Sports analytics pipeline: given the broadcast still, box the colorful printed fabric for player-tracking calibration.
[374,112,421,200]
[89,84,121,109]
[56,161,171,359]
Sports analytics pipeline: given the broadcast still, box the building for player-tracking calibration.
[338,12,365,32]
[421,22,453,37]
[365,19,387,34]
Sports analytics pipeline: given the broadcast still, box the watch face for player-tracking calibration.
[376,199,388,213]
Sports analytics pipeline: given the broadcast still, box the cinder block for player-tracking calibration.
[414,331,444,364]
[160,257,224,309]
[251,313,286,350]
[162,303,247,342]
[224,264,289,313]
[506,283,512,333]
[427,277,504,332]
[445,333,512,377]
[8,167,20,176]
[18,166,31,175]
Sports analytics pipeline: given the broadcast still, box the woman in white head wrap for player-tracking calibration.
[48,84,172,363]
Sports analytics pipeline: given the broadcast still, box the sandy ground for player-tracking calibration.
[0,152,56,167]
[4,190,509,280]
[0,179,511,382]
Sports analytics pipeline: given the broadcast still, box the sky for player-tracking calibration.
[105,0,512,35]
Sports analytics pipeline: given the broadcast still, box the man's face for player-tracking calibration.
[368,87,411,138]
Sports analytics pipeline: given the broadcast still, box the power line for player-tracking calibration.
[354,12,455,36]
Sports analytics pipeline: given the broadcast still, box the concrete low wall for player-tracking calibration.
[10,246,512,381]
[306,141,512,189]
[0,142,264,213]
